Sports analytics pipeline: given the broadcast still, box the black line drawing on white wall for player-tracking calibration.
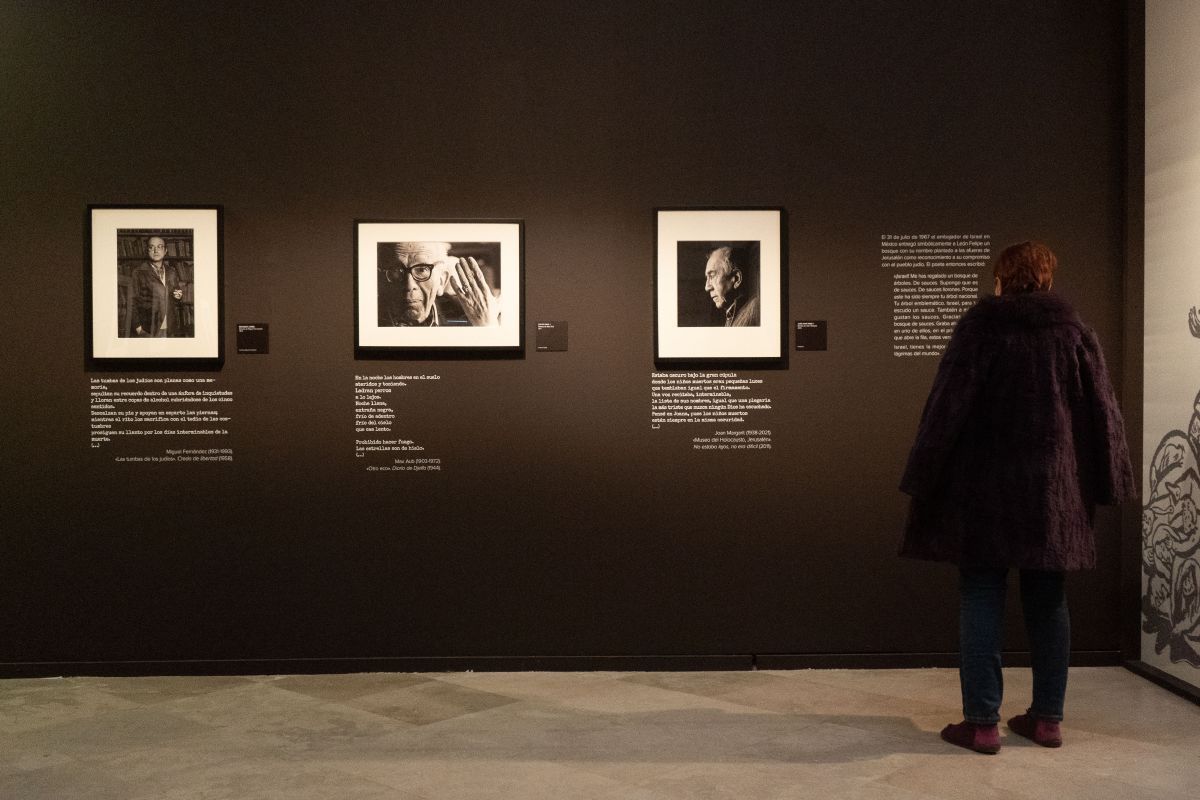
[1142,358,1200,666]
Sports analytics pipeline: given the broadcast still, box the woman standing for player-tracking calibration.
[900,241,1135,754]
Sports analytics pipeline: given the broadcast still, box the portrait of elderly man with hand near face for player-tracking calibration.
[377,241,501,328]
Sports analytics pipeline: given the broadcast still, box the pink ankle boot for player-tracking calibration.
[940,721,1001,754]
[1007,712,1062,747]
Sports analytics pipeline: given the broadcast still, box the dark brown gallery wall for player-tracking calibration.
[0,2,1130,673]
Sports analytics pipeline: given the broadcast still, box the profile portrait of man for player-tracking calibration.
[703,244,760,327]
[131,235,191,337]
[377,241,500,327]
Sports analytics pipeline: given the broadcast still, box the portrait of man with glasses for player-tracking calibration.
[377,241,501,327]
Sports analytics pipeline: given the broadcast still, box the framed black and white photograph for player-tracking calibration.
[355,220,524,356]
[87,205,223,366]
[655,208,786,364]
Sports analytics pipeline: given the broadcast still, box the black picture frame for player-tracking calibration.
[653,207,787,368]
[354,219,525,359]
[85,204,224,370]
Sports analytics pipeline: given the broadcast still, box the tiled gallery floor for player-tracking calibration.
[1,667,1198,799]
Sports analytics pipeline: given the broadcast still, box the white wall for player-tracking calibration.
[1142,0,1200,688]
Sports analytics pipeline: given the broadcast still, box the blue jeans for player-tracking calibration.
[958,568,1069,725]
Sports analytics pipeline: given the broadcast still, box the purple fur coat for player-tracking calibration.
[900,291,1135,570]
